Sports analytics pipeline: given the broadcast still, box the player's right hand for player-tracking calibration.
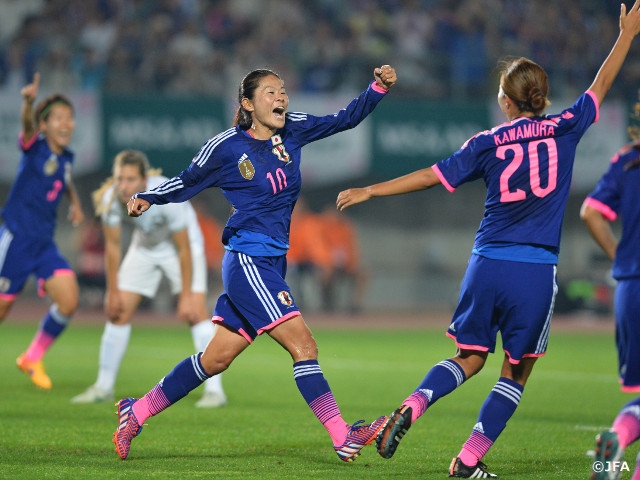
[336,187,372,211]
[127,196,150,217]
[21,72,40,103]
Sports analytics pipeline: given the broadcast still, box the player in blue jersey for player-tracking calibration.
[0,72,85,390]
[336,3,640,478]
[111,64,397,462]
[581,98,640,480]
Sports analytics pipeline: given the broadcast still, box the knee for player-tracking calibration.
[292,339,319,362]
[56,297,79,317]
[454,350,487,378]
[200,351,232,376]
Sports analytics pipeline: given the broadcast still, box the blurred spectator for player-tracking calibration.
[192,199,224,302]
[319,204,368,315]
[0,0,44,49]
[287,197,332,310]
[0,0,636,100]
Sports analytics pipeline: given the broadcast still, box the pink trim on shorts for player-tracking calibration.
[621,385,640,393]
[0,292,17,301]
[37,268,75,298]
[257,311,301,335]
[446,332,489,352]
[504,350,546,365]
[212,316,254,344]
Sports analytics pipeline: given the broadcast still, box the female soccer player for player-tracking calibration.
[581,97,640,480]
[1,72,85,390]
[336,3,640,478]
[71,150,226,408]
[113,64,397,461]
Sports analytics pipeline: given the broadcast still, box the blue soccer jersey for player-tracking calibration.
[1,133,74,238]
[584,141,640,280]
[135,82,388,250]
[433,91,598,255]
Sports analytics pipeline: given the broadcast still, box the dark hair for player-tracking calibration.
[499,57,550,116]
[233,68,282,128]
[35,93,73,122]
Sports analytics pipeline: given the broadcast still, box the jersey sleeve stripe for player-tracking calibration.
[286,112,307,122]
[432,164,455,192]
[195,128,236,167]
[583,196,617,221]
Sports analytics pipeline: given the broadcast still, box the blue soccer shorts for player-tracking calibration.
[0,225,73,299]
[614,278,640,392]
[446,254,557,364]
[212,250,301,343]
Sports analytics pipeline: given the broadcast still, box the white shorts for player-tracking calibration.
[118,247,207,297]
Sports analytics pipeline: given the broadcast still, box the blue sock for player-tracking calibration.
[415,359,467,406]
[293,359,330,403]
[41,304,71,338]
[160,353,211,404]
[476,376,523,441]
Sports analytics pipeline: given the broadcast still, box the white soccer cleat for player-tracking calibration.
[71,385,114,404]
[195,391,227,408]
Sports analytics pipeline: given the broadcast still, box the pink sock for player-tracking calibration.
[403,391,430,423]
[458,446,480,467]
[325,416,349,446]
[613,413,640,448]
[458,431,493,466]
[24,331,54,362]
[132,398,151,425]
[132,385,171,425]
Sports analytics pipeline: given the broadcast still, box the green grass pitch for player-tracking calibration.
[0,316,631,479]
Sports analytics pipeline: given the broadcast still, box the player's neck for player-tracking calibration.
[247,124,276,140]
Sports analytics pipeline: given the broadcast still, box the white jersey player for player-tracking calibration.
[71,150,226,408]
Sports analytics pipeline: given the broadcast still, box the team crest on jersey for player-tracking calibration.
[0,277,10,293]
[271,135,290,164]
[237,153,255,180]
[277,290,293,306]
[44,154,59,176]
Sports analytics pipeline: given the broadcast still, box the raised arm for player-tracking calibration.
[589,1,640,106]
[20,72,40,143]
[336,167,441,211]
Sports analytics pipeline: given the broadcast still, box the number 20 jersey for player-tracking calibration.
[433,91,598,252]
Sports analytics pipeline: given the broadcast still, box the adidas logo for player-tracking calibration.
[419,388,434,402]
[472,422,485,434]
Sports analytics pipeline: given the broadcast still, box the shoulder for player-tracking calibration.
[205,127,240,150]
[193,127,240,166]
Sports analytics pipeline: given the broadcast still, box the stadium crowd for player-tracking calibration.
[0,0,638,100]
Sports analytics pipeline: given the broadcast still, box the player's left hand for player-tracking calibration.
[127,196,150,217]
[374,65,397,90]
[177,293,199,323]
[68,204,85,226]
